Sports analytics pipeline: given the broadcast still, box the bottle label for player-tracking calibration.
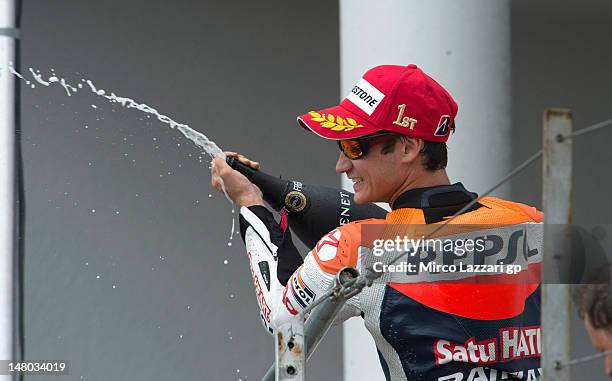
[285,191,307,213]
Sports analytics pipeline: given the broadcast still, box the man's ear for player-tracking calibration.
[400,137,424,164]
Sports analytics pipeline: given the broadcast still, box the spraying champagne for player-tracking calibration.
[226,157,387,248]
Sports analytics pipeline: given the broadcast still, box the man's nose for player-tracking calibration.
[336,152,352,173]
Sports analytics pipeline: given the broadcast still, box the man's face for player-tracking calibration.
[585,317,612,377]
[335,137,404,204]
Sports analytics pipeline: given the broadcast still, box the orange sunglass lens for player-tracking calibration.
[339,140,363,159]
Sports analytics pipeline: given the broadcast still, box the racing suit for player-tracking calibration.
[239,183,543,381]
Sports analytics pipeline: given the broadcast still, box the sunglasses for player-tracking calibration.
[337,133,400,160]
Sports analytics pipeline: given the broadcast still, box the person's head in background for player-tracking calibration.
[574,267,612,377]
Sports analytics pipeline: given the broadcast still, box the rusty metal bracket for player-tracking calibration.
[275,321,305,381]
[262,267,360,381]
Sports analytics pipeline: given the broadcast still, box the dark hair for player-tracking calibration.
[420,141,448,171]
[574,266,612,330]
[379,134,448,171]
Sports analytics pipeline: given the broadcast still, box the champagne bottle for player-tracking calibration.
[226,157,387,248]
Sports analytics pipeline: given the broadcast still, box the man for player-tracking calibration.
[211,64,543,380]
[574,270,612,377]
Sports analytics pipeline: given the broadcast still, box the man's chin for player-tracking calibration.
[353,191,387,205]
[353,192,370,205]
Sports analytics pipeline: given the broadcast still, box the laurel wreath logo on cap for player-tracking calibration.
[308,111,363,132]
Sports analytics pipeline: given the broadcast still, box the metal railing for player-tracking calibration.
[261,267,370,381]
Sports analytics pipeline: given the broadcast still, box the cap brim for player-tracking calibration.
[297,105,380,140]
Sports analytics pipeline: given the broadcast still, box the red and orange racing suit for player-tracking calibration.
[239,183,543,381]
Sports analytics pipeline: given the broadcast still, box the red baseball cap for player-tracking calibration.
[297,64,458,142]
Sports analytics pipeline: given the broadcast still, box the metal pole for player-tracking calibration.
[0,2,18,380]
[541,109,573,381]
[0,1,22,380]
[262,267,361,381]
